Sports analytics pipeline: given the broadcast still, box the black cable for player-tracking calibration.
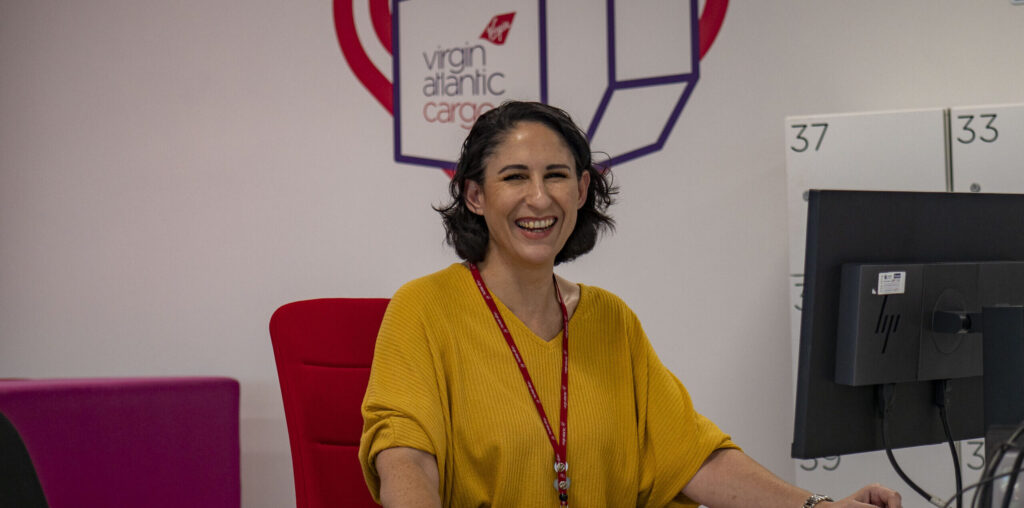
[936,380,963,508]
[1010,424,1024,450]
[1000,449,1024,508]
[972,420,1024,508]
[879,384,942,505]
[942,465,1024,508]
[883,443,939,505]
[939,404,963,508]
[1005,423,1024,508]
[973,442,1012,508]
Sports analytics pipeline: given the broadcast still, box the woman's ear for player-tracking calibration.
[465,180,485,215]
[577,170,591,209]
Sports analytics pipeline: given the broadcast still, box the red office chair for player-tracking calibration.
[270,298,389,508]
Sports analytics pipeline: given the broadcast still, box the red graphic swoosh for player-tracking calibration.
[334,0,393,113]
[369,0,391,53]
[699,0,728,59]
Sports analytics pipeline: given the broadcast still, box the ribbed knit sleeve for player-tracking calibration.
[629,315,739,507]
[358,279,449,503]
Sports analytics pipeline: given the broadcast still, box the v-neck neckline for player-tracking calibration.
[463,264,586,347]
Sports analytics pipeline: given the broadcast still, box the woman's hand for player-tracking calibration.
[826,483,902,508]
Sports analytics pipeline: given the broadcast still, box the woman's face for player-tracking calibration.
[465,121,590,270]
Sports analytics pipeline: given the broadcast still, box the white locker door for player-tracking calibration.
[951,103,1024,193]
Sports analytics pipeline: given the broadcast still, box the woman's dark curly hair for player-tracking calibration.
[434,101,617,265]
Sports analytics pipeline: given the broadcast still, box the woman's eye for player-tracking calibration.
[546,172,570,179]
[502,174,526,181]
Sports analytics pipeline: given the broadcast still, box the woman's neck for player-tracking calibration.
[474,256,564,340]
[476,256,554,311]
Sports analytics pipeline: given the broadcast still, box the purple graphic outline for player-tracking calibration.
[392,0,454,168]
[586,0,700,166]
[392,0,701,169]
[539,0,549,104]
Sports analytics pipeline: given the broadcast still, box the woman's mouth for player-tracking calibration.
[516,217,556,232]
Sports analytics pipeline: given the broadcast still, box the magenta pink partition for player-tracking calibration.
[0,377,240,508]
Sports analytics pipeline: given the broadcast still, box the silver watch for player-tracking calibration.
[802,494,834,508]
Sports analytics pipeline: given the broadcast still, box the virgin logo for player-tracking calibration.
[480,12,515,45]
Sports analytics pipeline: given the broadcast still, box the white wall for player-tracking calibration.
[1,1,1022,507]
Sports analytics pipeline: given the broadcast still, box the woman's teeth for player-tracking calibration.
[517,218,555,230]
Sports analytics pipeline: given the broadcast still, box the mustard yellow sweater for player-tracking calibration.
[360,264,736,507]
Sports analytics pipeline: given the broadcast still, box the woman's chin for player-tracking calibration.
[514,246,562,268]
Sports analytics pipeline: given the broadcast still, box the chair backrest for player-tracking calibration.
[269,298,389,508]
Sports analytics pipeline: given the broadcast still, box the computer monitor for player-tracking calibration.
[791,190,1024,460]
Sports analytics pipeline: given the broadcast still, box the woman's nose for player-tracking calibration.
[525,176,552,207]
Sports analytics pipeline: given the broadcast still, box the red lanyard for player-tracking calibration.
[468,263,571,507]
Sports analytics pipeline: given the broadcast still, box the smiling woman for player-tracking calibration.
[357,101,904,508]
[463,121,590,272]
[436,102,616,266]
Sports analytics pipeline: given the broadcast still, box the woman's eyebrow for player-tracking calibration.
[496,163,572,173]
[497,164,528,174]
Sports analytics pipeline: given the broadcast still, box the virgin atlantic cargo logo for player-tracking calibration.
[420,34,507,130]
[334,0,728,172]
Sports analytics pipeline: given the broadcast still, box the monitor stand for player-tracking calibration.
[980,306,1024,508]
